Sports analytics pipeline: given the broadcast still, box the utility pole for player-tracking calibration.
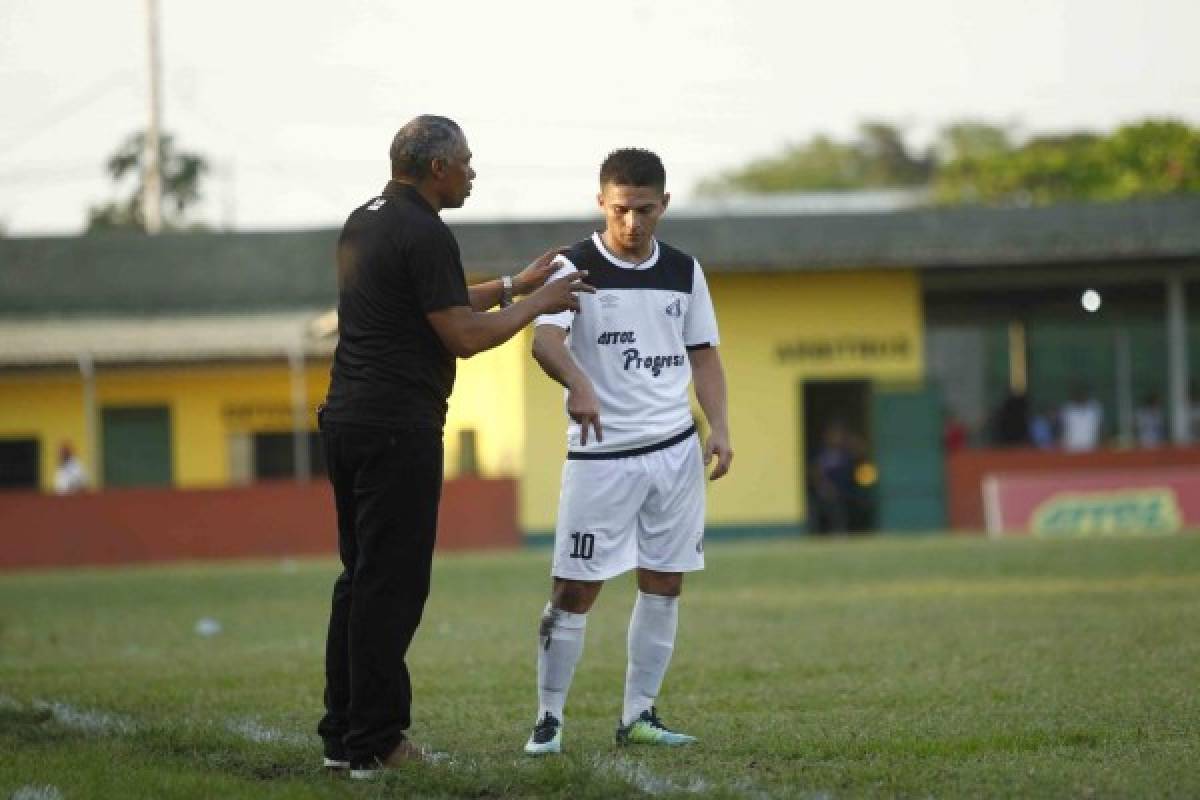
[143,0,164,234]
[221,157,237,230]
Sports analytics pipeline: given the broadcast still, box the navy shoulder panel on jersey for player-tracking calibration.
[563,236,695,293]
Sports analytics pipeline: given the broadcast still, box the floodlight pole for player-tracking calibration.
[143,0,164,234]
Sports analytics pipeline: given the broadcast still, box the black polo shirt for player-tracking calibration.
[322,181,470,430]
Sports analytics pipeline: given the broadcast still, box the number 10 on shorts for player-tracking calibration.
[569,531,595,559]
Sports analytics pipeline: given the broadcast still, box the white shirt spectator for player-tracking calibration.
[54,455,88,494]
[1060,399,1103,452]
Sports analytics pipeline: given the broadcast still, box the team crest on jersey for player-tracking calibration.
[665,297,682,318]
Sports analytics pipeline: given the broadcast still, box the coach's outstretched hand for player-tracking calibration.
[704,430,733,480]
[532,270,594,315]
[514,248,568,295]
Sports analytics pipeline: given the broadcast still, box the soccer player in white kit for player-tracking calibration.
[523,149,733,754]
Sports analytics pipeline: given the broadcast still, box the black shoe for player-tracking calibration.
[349,738,430,779]
[323,739,349,770]
[523,712,563,755]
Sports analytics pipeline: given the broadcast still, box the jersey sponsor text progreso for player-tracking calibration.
[536,233,719,455]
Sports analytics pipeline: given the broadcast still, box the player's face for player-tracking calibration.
[598,183,670,256]
[434,135,476,209]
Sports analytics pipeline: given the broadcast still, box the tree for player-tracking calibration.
[696,122,932,196]
[935,122,1012,163]
[698,117,1200,207]
[933,119,1200,205]
[1102,119,1200,197]
[857,122,934,187]
[87,131,209,232]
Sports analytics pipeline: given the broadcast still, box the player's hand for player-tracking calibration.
[513,248,567,295]
[704,430,733,480]
[533,271,594,314]
[568,380,603,446]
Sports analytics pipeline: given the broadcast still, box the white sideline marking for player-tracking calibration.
[223,717,308,747]
[598,756,711,795]
[599,755,782,799]
[11,786,64,800]
[12,695,309,751]
[31,699,137,735]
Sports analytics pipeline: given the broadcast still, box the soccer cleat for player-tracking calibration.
[615,707,697,746]
[323,756,350,771]
[523,712,563,755]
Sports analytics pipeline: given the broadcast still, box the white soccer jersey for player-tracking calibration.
[536,232,720,456]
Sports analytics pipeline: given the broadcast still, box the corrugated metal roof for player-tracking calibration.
[0,197,1197,315]
[0,312,334,368]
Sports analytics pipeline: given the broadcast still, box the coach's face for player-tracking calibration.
[431,134,476,209]
[598,183,670,256]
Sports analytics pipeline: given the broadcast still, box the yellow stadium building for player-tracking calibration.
[2,198,1197,539]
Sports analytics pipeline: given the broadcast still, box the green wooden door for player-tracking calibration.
[102,406,172,487]
[871,386,946,532]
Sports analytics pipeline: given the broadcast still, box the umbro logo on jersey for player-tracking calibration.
[665,297,682,317]
[367,197,386,211]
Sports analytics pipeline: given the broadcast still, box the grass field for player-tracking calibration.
[2,534,1199,799]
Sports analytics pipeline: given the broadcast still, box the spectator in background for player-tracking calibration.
[1134,392,1166,448]
[1060,386,1103,452]
[53,442,87,494]
[991,391,1029,447]
[810,425,855,533]
[942,408,968,453]
[1029,405,1057,450]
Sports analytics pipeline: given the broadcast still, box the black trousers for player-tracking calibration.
[316,418,443,766]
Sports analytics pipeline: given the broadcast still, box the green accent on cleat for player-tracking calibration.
[524,712,563,755]
[615,707,697,746]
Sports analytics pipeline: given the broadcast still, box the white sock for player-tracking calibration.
[622,591,679,726]
[536,602,587,722]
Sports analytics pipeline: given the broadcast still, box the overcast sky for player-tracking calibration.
[1,0,1197,235]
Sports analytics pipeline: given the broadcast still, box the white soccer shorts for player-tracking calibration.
[551,432,706,581]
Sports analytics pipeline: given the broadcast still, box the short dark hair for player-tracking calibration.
[389,115,463,179]
[599,148,666,191]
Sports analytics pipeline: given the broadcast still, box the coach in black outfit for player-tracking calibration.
[317,115,591,777]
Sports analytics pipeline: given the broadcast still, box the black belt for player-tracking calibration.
[567,424,697,461]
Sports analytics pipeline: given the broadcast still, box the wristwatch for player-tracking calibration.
[500,275,515,308]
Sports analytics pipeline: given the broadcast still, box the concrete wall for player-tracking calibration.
[0,476,518,570]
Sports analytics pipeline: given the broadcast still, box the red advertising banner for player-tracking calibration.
[982,467,1200,538]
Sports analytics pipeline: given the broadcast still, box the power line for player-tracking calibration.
[0,71,135,160]
[0,163,100,185]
